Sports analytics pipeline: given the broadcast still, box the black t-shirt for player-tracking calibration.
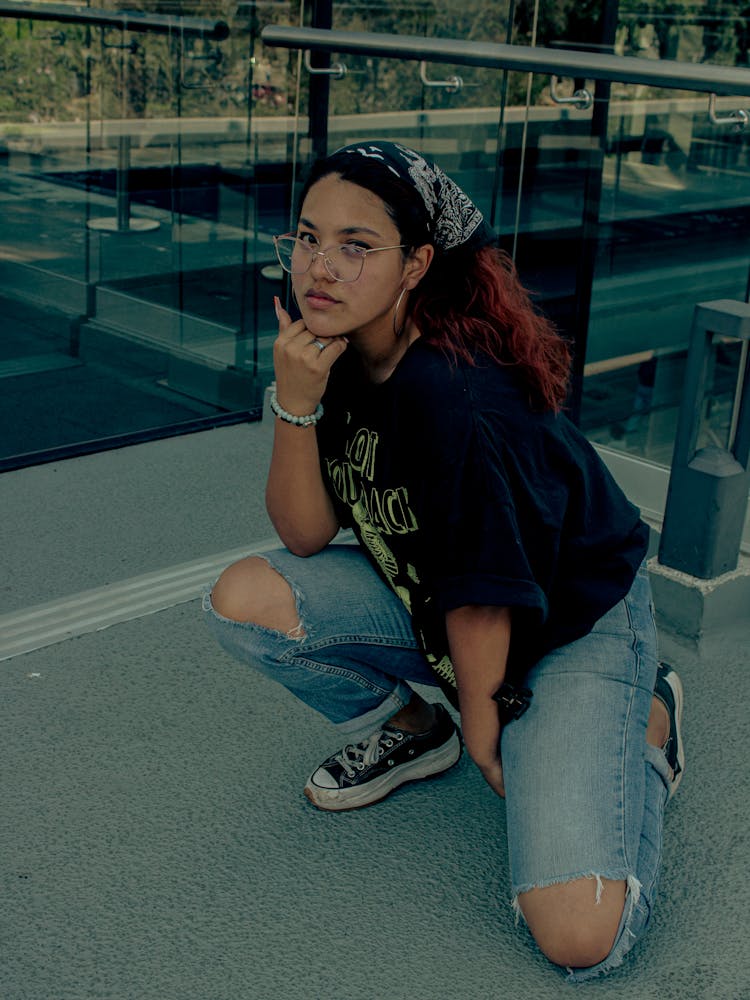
[317,339,649,704]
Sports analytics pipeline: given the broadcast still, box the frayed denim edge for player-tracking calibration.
[511,870,643,985]
[202,554,308,642]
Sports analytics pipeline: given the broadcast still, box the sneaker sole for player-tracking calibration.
[667,671,685,800]
[303,731,462,812]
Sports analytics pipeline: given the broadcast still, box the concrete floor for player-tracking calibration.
[2,420,749,1000]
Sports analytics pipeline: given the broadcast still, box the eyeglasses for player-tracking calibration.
[273,234,406,283]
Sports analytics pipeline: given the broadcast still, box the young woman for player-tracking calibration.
[204,141,685,981]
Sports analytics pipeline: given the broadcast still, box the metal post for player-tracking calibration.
[309,0,333,162]
[658,300,750,578]
[116,134,131,232]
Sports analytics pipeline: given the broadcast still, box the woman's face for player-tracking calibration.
[291,173,424,342]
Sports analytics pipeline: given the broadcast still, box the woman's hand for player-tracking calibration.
[273,298,348,416]
[445,604,511,800]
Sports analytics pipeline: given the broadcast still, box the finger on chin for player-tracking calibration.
[274,297,307,338]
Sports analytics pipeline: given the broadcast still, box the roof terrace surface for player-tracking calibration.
[1,420,748,999]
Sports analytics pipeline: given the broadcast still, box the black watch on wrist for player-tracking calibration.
[492,681,532,726]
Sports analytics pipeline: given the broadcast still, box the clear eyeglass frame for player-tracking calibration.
[273,234,406,283]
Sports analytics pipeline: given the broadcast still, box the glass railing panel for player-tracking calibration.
[440,1,750,475]
[87,17,257,412]
[77,0,303,434]
[107,1,301,412]
[579,85,750,466]
[482,68,606,393]
[0,4,284,468]
[1,15,102,466]
[0,17,90,301]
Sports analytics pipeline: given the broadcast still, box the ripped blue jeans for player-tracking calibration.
[203,544,670,983]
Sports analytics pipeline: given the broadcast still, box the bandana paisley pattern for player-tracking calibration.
[339,141,491,252]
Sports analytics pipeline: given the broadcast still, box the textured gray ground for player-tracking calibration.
[2,425,748,1000]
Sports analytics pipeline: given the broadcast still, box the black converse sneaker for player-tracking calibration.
[654,662,685,800]
[304,703,461,811]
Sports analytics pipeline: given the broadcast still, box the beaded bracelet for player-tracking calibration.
[269,389,324,427]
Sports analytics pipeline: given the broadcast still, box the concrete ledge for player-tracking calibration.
[648,552,750,645]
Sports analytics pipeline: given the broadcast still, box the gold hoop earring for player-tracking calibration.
[393,287,407,338]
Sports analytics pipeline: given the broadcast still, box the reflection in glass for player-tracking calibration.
[1,0,749,473]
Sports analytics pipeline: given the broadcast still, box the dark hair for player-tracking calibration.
[298,152,571,412]
[411,245,571,412]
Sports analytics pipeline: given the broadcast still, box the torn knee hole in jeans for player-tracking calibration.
[258,558,307,640]
[511,873,642,926]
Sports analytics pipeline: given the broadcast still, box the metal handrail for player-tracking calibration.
[0,1,229,39]
[261,25,750,99]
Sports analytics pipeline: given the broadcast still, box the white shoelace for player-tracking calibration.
[333,730,404,778]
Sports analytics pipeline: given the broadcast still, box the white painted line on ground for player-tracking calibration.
[0,537,284,662]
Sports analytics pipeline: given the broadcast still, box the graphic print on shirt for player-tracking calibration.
[324,424,457,689]
[325,426,417,604]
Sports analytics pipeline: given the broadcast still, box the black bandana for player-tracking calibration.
[335,141,496,252]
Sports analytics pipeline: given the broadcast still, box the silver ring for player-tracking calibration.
[311,339,327,352]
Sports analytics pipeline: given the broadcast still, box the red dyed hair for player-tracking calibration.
[411,245,571,413]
